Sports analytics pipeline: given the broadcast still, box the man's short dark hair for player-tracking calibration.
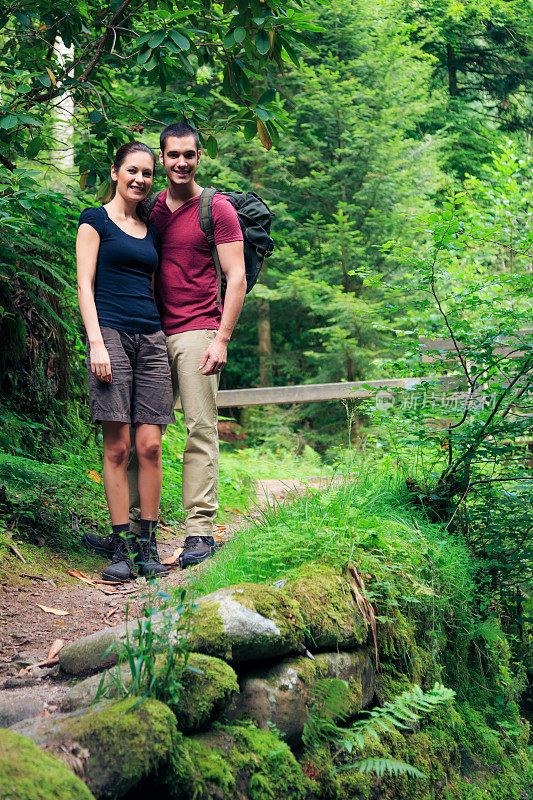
[160,122,200,154]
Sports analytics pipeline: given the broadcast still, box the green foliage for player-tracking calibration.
[359,143,533,644]
[352,757,426,779]
[0,0,320,178]
[302,679,454,757]
[98,586,196,709]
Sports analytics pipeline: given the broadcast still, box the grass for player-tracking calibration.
[187,456,476,624]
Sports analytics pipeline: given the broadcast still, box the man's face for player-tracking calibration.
[159,135,200,188]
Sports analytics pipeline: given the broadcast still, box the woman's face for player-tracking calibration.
[111,152,154,203]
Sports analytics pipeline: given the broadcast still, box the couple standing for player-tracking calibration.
[76,122,246,582]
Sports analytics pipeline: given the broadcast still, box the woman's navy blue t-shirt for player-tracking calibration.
[78,206,162,333]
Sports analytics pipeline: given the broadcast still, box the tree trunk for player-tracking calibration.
[257,265,272,387]
[447,43,458,97]
[54,39,75,170]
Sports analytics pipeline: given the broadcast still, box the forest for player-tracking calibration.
[0,0,532,798]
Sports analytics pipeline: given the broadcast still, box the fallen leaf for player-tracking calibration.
[224,508,247,516]
[19,657,60,675]
[87,469,101,483]
[67,569,120,594]
[161,547,183,566]
[212,533,227,542]
[213,525,227,532]
[36,604,70,616]
[47,639,65,660]
[105,607,118,619]
[346,563,379,669]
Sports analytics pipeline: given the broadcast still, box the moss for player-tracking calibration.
[240,581,305,641]
[279,651,366,720]
[285,565,367,649]
[54,697,178,798]
[165,653,239,732]
[188,600,228,658]
[0,728,95,800]
[301,701,530,800]
[168,724,316,800]
[192,583,304,662]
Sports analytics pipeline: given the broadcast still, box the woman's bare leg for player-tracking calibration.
[135,423,163,522]
[102,422,131,524]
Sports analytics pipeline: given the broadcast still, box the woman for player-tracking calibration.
[76,141,174,582]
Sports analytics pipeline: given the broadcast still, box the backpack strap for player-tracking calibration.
[147,190,165,217]
[199,187,222,306]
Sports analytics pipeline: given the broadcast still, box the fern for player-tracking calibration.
[339,757,426,779]
[302,681,455,782]
[0,452,67,487]
[350,683,455,749]
[305,678,352,721]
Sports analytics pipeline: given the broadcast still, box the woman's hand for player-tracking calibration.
[91,341,112,382]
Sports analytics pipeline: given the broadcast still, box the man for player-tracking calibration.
[132,122,247,568]
[83,122,246,571]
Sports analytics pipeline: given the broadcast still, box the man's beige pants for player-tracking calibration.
[128,329,219,537]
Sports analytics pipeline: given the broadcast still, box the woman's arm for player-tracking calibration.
[76,223,112,382]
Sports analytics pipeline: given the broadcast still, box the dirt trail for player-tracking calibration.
[0,477,325,718]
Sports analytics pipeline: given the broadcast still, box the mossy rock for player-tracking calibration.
[168,724,316,800]
[60,582,306,674]
[226,649,374,745]
[61,653,238,734]
[11,698,177,799]
[59,566,368,676]
[0,728,95,800]
[190,582,305,662]
[285,565,367,650]
[173,653,239,732]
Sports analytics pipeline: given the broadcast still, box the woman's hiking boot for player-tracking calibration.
[102,531,138,582]
[82,530,114,558]
[179,535,216,569]
[136,534,168,579]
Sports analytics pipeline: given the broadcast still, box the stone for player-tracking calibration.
[61,652,239,733]
[0,728,94,799]
[167,724,314,800]
[226,649,375,744]
[60,566,367,676]
[11,697,177,799]
[286,565,368,650]
[3,674,40,688]
[59,583,304,674]
[0,695,43,727]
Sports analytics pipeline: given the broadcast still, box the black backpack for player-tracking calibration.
[199,187,274,304]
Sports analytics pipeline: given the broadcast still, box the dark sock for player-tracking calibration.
[140,519,158,539]
[112,523,130,537]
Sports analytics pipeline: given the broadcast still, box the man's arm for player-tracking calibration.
[199,240,246,375]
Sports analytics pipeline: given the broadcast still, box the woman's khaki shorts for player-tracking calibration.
[86,327,175,425]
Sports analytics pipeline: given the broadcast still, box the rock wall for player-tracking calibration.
[1,564,530,800]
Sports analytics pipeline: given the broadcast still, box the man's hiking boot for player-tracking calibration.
[179,535,216,569]
[102,531,138,582]
[82,530,114,558]
[136,534,168,579]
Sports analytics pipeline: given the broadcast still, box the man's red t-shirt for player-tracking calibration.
[151,190,243,335]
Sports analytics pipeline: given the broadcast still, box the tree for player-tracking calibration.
[0,0,320,178]
[404,0,533,176]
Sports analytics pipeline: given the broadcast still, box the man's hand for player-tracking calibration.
[199,337,228,375]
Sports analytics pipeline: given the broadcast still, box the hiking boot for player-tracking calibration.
[82,530,114,558]
[179,535,216,569]
[136,534,168,579]
[102,531,138,583]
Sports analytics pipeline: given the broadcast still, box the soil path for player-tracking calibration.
[0,476,325,718]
